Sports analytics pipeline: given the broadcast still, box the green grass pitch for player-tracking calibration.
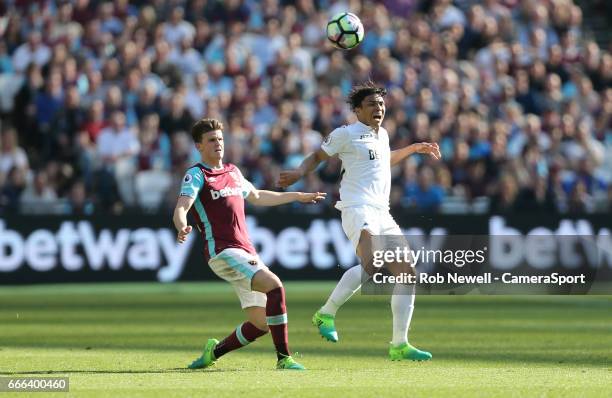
[1,282,610,397]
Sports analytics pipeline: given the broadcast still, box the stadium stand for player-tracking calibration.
[0,0,610,215]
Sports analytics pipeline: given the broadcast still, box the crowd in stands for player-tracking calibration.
[0,0,610,215]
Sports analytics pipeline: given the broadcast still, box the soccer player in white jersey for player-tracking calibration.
[279,82,440,361]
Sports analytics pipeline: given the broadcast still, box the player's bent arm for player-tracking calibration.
[390,142,441,167]
[246,190,326,206]
[173,195,195,243]
[299,149,330,175]
[278,149,330,187]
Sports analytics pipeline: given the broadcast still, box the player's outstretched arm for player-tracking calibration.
[278,149,330,188]
[390,142,441,166]
[173,195,195,243]
[246,190,326,206]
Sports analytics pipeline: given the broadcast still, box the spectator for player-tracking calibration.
[514,176,557,213]
[19,169,58,212]
[489,173,519,213]
[98,1,123,35]
[0,167,27,212]
[184,72,209,119]
[65,180,94,215]
[0,42,14,73]
[80,99,106,143]
[561,117,605,167]
[252,18,286,68]
[0,127,29,183]
[404,166,445,212]
[49,1,84,44]
[96,111,140,167]
[11,31,50,73]
[51,85,85,163]
[160,93,195,136]
[170,131,197,174]
[135,80,162,120]
[137,113,171,171]
[34,69,64,156]
[95,110,139,208]
[73,0,95,26]
[163,6,195,47]
[566,179,594,213]
[168,36,204,75]
[81,69,105,108]
[151,40,182,88]
[12,63,43,141]
[508,114,551,157]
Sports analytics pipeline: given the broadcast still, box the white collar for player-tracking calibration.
[355,120,372,130]
[355,120,381,137]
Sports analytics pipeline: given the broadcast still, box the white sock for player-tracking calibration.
[320,265,363,316]
[391,283,415,346]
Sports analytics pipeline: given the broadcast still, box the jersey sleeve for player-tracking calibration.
[321,127,348,156]
[179,167,205,198]
[234,166,256,199]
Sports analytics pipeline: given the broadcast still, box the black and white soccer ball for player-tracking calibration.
[326,12,365,50]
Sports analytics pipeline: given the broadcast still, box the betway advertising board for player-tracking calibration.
[0,212,611,284]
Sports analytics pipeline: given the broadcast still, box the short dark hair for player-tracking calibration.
[191,118,223,143]
[347,81,387,110]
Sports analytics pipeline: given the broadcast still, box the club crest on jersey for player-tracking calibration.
[183,173,193,183]
[248,260,257,266]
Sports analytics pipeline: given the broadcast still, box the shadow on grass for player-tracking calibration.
[2,342,609,368]
[247,345,612,367]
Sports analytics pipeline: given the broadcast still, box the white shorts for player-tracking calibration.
[208,248,267,309]
[340,205,403,250]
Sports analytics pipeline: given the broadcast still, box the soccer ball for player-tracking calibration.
[326,12,365,50]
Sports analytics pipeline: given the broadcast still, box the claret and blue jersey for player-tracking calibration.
[180,162,257,261]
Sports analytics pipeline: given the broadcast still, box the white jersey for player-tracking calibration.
[321,121,391,210]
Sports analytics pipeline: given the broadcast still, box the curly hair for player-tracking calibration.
[346,81,387,110]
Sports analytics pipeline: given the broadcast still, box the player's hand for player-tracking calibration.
[413,142,441,160]
[278,169,303,188]
[177,225,192,243]
[298,192,327,204]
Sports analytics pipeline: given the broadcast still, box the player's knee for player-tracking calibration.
[361,261,377,276]
[265,271,283,289]
[272,280,283,291]
[357,240,376,276]
[358,250,376,275]
[388,262,415,278]
[251,269,282,293]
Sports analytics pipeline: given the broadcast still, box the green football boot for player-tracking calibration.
[188,338,219,369]
[389,342,432,361]
[276,354,306,370]
[312,311,338,342]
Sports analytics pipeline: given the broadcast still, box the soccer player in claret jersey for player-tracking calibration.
[174,118,325,370]
[279,82,441,361]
